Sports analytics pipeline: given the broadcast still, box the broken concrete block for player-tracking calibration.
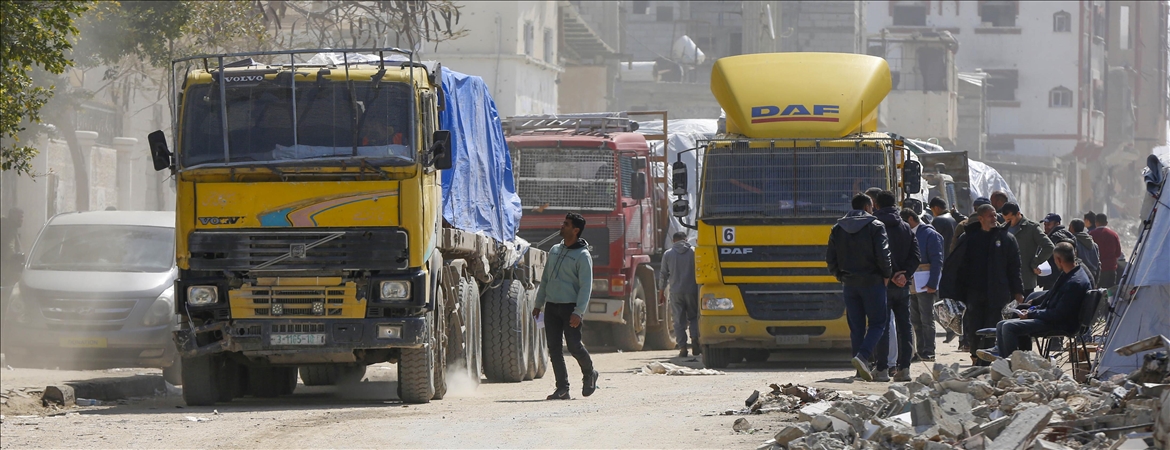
[918,371,936,385]
[910,398,964,438]
[1030,439,1072,450]
[827,406,865,434]
[733,417,752,432]
[804,431,849,450]
[885,388,909,404]
[798,401,832,421]
[41,385,75,407]
[873,418,915,445]
[999,392,1022,413]
[991,359,1013,381]
[924,441,954,450]
[988,405,1052,450]
[773,422,811,445]
[1009,351,1053,373]
[811,415,834,432]
[970,415,1012,440]
[940,391,976,416]
[962,434,992,450]
[969,380,996,401]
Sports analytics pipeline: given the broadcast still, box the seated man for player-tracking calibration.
[976,242,1092,361]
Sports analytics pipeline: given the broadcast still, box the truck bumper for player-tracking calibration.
[581,298,626,324]
[174,317,427,358]
[699,315,852,350]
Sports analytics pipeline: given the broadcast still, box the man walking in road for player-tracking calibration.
[1089,213,1122,289]
[532,212,598,400]
[659,232,699,358]
[903,209,943,362]
[1069,219,1101,287]
[827,193,893,382]
[1039,213,1076,289]
[1001,202,1054,293]
[873,191,920,382]
[940,204,1025,366]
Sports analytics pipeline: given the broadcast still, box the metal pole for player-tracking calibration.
[218,56,230,163]
[290,53,298,148]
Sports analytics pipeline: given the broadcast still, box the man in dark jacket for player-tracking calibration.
[1001,202,1054,293]
[939,204,1025,365]
[1069,219,1101,287]
[903,209,944,362]
[976,243,1092,360]
[532,212,598,400]
[872,191,920,381]
[928,197,957,257]
[1039,213,1076,289]
[827,193,893,382]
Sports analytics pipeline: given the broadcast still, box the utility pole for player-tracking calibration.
[741,1,780,54]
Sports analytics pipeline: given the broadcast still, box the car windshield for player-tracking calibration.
[701,145,889,219]
[28,225,175,272]
[180,80,414,167]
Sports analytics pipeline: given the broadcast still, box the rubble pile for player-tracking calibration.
[745,350,1169,450]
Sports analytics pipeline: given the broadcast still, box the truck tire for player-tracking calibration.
[248,366,291,398]
[299,364,366,386]
[613,280,648,351]
[215,358,243,402]
[446,272,482,388]
[180,355,218,406]
[279,367,298,395]
[645,291,677,351]
[482,279,530,383]
[745,349,770,363]
[398,313,436,403]
[701,345,730,369]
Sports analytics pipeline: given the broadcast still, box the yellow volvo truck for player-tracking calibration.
[148,48,547,405]
[669,53,922,368]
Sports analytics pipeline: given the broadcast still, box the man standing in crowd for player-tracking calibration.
[927,197,956,257]
[940,204,1025,366]
[1039,214,1076,289]
[1001,202,1054,293]
[1089,213,1123,289]
[827,193,893,382]
[952,197,996,252]
[532,213,598,400]
[990,191,1009,215]
[1069,219,1101,287]
[976,243,1091,361]
[1084,211,1097,232]
[902,209,943,362]
[659,232,699,358]
[872,191,919,382]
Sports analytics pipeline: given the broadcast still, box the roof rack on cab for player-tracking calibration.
[502,113,638,136]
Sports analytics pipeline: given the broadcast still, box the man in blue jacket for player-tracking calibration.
[976,242,1091,361]
[902,209,944,362]
[532,212,598,400]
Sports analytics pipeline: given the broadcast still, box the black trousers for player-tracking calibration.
[543,302,594,390]
[963,290,1003,361]
[876,287,913,371]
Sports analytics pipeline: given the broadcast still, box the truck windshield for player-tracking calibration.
[28,225,175,273]
[512,147,616,211]
[700,146,888,219]
[180,81,414,167]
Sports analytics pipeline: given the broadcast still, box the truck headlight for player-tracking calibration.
[187,286,218,306]
[702,294,734,311]
[144,286,176,327]
[591,279,609,293]
[379,280,411,301]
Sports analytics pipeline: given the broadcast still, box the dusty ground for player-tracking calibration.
[0,334,970,449]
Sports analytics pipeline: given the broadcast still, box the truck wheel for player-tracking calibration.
[398,313,436,404]
[163,358,183,386]
[745,349,771,363]
[645,290,677,351]
[248,366,290,398]
[215,358,243,402]
[447,273,482,388]
[279,367,298,395]
[180,355,218,406]
[482,279,530,383]
[701,345,730,369]
[299,365,339,386]
[613,280,648,351]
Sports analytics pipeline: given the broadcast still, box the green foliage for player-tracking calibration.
[1,1,92,175]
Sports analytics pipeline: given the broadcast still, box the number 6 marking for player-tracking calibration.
[722,227,735,244]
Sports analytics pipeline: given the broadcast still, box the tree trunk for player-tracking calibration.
[59,112,91,212]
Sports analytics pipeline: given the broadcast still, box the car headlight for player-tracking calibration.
[702,294,734,311]
[187,286,218,306]
[379,280,411,301]
[144,286,176,327]
[5,284,29,323]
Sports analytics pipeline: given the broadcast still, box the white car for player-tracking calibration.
[2,211,181,383]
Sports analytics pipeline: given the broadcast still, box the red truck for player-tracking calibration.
[503,112,675,351]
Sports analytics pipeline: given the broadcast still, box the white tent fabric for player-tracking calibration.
[1096,156,1170,379]
[637,119,716,249]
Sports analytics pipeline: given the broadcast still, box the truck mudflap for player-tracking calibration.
[173,317,427,358]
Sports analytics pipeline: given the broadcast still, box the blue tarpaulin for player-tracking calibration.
[439,67,522,243]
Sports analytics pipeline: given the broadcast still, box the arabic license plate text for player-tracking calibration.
[774,335,809,345]
[60,337,108,348]
[270,333,326,346]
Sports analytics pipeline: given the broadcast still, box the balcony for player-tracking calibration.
[1083,109,1104,146]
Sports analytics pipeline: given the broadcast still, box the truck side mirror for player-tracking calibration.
[671,161,688,196]
[148,130,172,171]
[430,130,452,170]
[902,159,922,194]
[672,198,691,218]
[631,172,647,200]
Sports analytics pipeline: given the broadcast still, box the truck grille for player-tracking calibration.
[740,283,844,321]
[230,283,359,318]
[188,228,408,272]
[513,148,616,211]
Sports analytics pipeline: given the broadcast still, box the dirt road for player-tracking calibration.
[0,337,969,449]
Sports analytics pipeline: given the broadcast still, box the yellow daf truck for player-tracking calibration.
[669,53,922,368]
[148,48,547,405]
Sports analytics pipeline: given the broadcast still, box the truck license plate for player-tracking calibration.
[270,333,326,346]
[775,335,809,345]
[60,337,107,348]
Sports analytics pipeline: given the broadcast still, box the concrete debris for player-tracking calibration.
[734,417,753,432]
[749,350,1168,450]
[639,362,725,376]
[40,386,74,407]
[184,416,211,422]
